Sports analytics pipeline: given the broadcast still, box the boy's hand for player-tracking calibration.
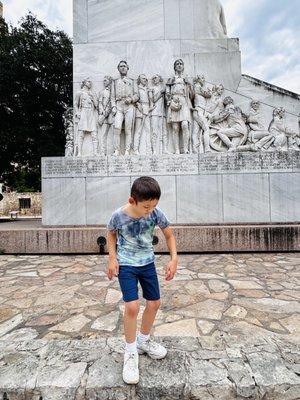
[107,259,119,280]
[165,259,177,281]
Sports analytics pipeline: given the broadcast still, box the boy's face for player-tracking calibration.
[130,198,159,217]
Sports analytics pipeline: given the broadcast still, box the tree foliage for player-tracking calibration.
[0,13,72,191]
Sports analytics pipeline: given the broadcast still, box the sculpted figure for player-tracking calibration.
[195,0,227,38]
[111,61,139,156]
[74,78,98,156]
[210,96,248,151]
[207,84,225,119]
[236,100,274,152]
[149,74,168,154]
[192,75,212,153]
[98,75,113,155]
[166,59,194,154]
[133,74,152,155]
[268,107,296,151]
[63,107,74,157]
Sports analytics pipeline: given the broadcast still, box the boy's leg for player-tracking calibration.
[137,263,167,359]
[124,300,140,343]
[140,299,161,335]
[118,266,140,384]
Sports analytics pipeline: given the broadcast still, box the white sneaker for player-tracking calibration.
[122,352,139,384]
[137,338,167,360]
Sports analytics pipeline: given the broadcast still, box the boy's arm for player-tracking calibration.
[106,230,119,280]
[161,226,178,281]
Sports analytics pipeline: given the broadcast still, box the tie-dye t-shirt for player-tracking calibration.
[107,206,170,267]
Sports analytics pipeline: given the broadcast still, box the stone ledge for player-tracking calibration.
[0,337,299,400]
[0,223,299,253]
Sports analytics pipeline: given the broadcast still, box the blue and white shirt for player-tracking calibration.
[107,207,170,267]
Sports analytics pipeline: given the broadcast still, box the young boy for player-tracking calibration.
[106,176,178,384]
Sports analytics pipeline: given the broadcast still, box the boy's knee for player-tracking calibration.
[125,300,140,317]
[147,299,161,310]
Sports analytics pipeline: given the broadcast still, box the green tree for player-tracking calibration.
[0,13,72,191]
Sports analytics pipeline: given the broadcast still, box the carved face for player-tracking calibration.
[223,96,233,106]
[174,59,184,74]
[118,61,128,76]
[251,100,260,111]
[139,75,148,86]
[83,79,92,89]
[196,75,205,85]
[152,75,160,85]
[103,77,111,88]
[216,84,224,95]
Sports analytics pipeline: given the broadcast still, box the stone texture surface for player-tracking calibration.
[1,220,300,253]
[41,151,300,225]
[0,253,299,397]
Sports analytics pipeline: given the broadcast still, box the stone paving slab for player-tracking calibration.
[0,253,299,398]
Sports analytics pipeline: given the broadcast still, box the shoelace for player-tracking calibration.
[146,339,160,351]
[125,353,138,368]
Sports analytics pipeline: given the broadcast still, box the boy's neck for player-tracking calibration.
[123,202,142,218]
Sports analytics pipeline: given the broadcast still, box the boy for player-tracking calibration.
[106,176,178,384]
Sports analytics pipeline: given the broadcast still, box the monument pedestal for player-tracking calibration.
[42,152,300,226]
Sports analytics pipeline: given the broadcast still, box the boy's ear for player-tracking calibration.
[129,197,136,205]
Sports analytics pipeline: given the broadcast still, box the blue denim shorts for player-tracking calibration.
[118,262,160,303]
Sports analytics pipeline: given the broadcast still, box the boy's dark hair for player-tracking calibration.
[131,176,161,202]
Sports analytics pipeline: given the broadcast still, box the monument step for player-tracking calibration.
[0,220,299,253]
[0,337,299,400]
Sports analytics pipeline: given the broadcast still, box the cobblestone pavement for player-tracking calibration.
[0,253,299,399]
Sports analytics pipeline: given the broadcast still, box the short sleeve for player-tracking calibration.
[107,211,119,231]
[154,207,170,229]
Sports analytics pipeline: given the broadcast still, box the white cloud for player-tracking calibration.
[3,0,72,35]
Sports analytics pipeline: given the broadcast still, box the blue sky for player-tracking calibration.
[3,0,300,93]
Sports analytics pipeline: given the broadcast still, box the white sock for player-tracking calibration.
[137,332,150,343]
[125,340,137,354]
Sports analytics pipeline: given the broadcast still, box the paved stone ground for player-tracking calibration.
[0,253,299,399]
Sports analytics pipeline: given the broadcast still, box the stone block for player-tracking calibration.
[42,178,86,225]
[87,0,164,43]
[194,51,241,91]
[177,174,223,223]
[270,172,300,222]
[164,0,180,39]
[237,76,300,116]
[73,0,88,44]
[222,173,270,223]
[86,177,130,224]
[179,0,194,39]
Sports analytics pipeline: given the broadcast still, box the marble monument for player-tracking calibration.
[43,0,300,226]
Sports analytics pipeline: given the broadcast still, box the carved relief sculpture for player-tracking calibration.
[133,74,152,155]
[268,107,297,151]
[192,75,212,153]
[149,74,168,155]
[195,0,227,38]
[64,107,74,157]
[111,61,139,156]
[166,59,194,154]
[98,75,113,155]
[210,96,248,151]
[74,78,98,156]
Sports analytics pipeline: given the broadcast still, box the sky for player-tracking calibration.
[3,0,300,93]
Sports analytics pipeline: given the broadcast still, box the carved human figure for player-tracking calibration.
[133,74,152,155]
[235,100,274,152]
[210,96,248,151]
[149,74,167,154]
[192,75,212,153]
[194,0,227,38]
[268,107,296,151]
[74,78,98,156]
[98,75,113,155]
[63,107,74,157]
[166,59,194,154]
[111,61,139,156]
[206,84,225,119]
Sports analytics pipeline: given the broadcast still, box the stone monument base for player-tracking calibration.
[42,152,300,226]
[1,220,299,254]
